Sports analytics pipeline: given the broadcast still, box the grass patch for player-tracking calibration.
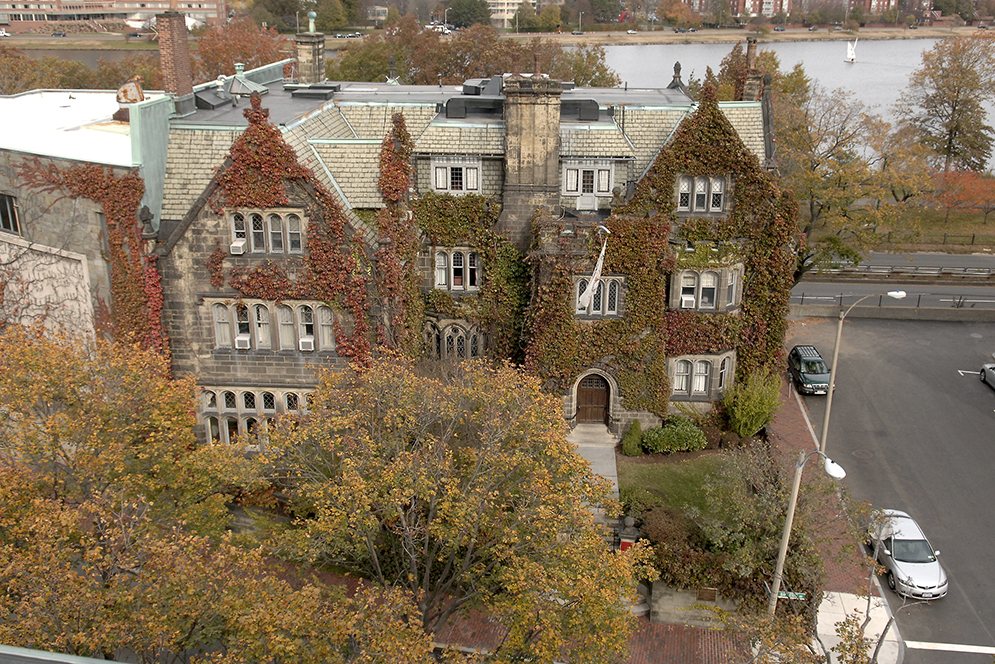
[617,453,726,516]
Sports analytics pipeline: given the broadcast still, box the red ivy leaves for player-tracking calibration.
[16,158,169,359]
[207,245,227,288]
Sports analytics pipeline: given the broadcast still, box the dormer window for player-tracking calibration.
[434,248,481,291]
[432,157,481,194]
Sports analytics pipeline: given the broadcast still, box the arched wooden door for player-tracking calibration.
[577,375,610,424]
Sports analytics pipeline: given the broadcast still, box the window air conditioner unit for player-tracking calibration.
[680,295,696,309]
[234,334,251,350]
[299,337,315,352]
[230,238,246,255]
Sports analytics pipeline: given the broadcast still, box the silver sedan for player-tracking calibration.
[868,509,947,600]
[981,363,995,387]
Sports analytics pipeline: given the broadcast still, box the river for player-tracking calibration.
[604,38,938,118]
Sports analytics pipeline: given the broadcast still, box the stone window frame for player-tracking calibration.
[676,175,727,214]
[424,321,483,360]
[229,209,306,255]
[433,247,482,292]
[202,386,313,445]
[669,351,736,402]
[431,156,481,195]
[573,275,624,318]
[672,264,742,312]
[207,299,336,353]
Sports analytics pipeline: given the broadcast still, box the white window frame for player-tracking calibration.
[692,360,711,394]
[673,360,691,394]
[1,193,21,235]
[214,303,232,347]
[433,248,482,292]
[253,304,271,349]
[318,306,335,350]
[434,324,481,360]
[231,212,247,243]
[671,353,735,400]
[561,161,614,198]
[228,209,307,254]
[676,175,727,213]
[700,271,718,310]
[278,305,295,350]
[250,213,265,252]
[431,157,481,195]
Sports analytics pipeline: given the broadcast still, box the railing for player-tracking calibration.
[876,230,995,246]
[810,264,995,280]
[793,291,995,309]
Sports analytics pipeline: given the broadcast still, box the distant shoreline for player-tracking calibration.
[2,23,976,52]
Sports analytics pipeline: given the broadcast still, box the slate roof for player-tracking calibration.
[161,127,241,222]
[415,120,506,155]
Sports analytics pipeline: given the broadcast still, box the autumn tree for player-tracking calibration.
[514,0,539,30]
[0,328,435,662]
[969,173,995,223]
[315,0,348,32]
[928,170,977,222]
[267,356,654,663]
[194,17,290,83]
[897,34,995,172]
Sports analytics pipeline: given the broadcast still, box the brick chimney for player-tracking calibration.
[157,11,195,116]
[295,34,325,84]
[742,36,763,101]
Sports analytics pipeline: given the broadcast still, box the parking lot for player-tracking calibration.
[787,317,995,663]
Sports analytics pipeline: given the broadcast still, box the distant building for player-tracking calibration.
[489,0,532,29]
[367,5,388,26]
[0,1,222,29]
[730,0,791,19]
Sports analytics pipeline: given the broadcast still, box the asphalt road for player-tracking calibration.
[787,318,995,664]
[791,283,995,310]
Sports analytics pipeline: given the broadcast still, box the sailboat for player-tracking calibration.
[845,38,857,63]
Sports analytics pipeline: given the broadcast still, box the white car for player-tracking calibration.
[868,509,947,600]
[627,29,637,34]
[980,363,995,387]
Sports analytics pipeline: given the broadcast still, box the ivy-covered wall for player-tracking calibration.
[522,81,798,420]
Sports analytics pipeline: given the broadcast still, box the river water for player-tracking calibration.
[604,38,939,118]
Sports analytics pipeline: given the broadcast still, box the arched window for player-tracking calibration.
[235,303,250,335]
[204,391,218,410]
[435,252,448,288]
[262,392,276,411]
[607,280,619,315]
[700,272,718,309]
[468,253,480,289]
[719,357,730,389]
[232,213,246,245]
[268,213,284,252]
[304,393,314,410]
[727,270,738,307]
[681,273,698,309]
[223,391,237,410]
[678,176,692,210]
[298,306,315,339]
[445,326,467,359]
[318,306,335,350]
[287,214,302,252]
[250,213,265,252]
[452,252,465,289]
[710,178,724,211]
[225,416,240,442]
[285,393,299,411]
[424,322,441,358]
[592,281,604,313]
[693,360,711,394]
[253,304,270,348]
[673,360,691,394]
[576,279,590,313]
[213,304,231,347]
[278,305,295,349]
[694,177,708,210]
[243,392,256,410]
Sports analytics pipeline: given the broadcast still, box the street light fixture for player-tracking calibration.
[579,11,584,31]
[767,450,847,618]
[444,7,450,28]
[817,290,907,454]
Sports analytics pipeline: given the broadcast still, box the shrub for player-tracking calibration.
[621,419,643,456]
[642,416,708,454]
[722,369,781,438]
[619,486,659,515]
[641,505,694,547]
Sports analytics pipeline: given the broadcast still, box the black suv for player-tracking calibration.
[788,345,831,395]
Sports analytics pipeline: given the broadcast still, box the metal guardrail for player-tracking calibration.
[793,291,995,309]
[877,231,995,246]
[811,264,995,279]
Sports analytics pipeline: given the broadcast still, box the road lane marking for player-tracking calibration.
[939,298,995,303]
[905,641,995,655]
[958,370,981,376]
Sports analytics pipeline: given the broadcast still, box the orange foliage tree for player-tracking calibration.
[269,355,656,663]
[929,170,977,222]
[194,17,291,83]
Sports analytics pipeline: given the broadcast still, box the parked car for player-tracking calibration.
[627,29,638,34]
[808,24,818,30]
[773,25,785,31]
[51,31,67,37]
[688,27,697,32]
[787,345,831,395]
[0,28,10,37]
[833,25,843,30]
[572,30,583,35]
[980,363,995,387]
[867,510,948,600]
[126,31,140,37]
[978,23,988,28]
[909,24,918,29]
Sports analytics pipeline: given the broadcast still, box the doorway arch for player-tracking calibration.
[576,373,610,424]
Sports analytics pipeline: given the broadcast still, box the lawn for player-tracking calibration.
[616,451,727,517]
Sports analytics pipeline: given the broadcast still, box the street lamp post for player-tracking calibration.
[579,11,583,31]
[767,450,847,618]
[817,290,906,454]
[444,7,450,28]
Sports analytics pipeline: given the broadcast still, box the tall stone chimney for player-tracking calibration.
[499,74,563,250]
[157,11,195,116]
[295,32,325,85]
[742,36,763,101]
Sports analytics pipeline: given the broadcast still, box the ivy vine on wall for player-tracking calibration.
[16,158,169,358]
[523,79,798,417]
